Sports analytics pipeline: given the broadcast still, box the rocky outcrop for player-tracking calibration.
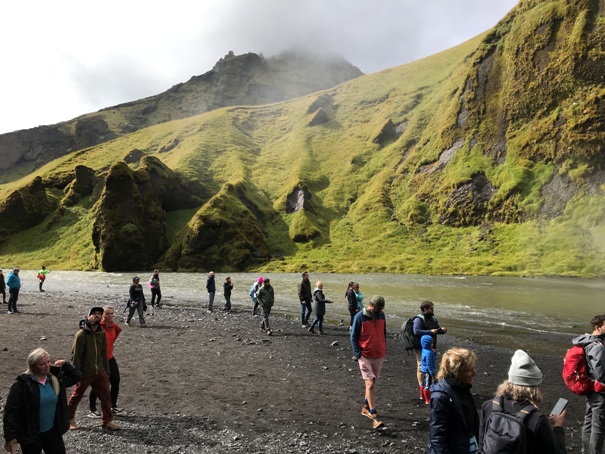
[61,165,97,207]
[438,172,497,227]
[0,177,57,232]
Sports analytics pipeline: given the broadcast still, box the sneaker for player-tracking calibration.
[125,320,131,326]
[318,330,326,335]
[7,310,13,314]
[372,419,384,430]
[139,324,147,328]
[112,407,126,416]
[69,419,78,430]
[103,421,122,431]
[87,410,101,419]
[308,327,315,334]
[266,330,272,336]
[301,324,309,328]
[361,406,377,420]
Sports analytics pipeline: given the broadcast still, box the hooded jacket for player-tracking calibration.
[6,271,20,290]
[573,333,605,383]
[71,321,109,377]
[350,307,386,359]
[421,335,437,376]
[3,362,81,445]
[313,288,332,317]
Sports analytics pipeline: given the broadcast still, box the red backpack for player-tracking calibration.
[563,343,605,395]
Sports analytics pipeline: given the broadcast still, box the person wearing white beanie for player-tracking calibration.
[479,350,566,454]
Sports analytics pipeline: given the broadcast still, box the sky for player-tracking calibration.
[0,0,519,135]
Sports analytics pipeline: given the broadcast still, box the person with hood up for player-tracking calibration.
[308,281,332,335]
[420,335,437,404]
[573,314,605,454]
[3,348,81,454]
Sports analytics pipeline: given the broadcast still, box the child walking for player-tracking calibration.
[420,334,437,404]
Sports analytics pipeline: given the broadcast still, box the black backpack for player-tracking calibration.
[481,396,536,454]
[400,315,423,350]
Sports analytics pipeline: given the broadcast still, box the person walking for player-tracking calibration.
[149,269,162,308]
[250,277,263,315]
[479,349,566,454]
[37,266,50,292]
[0,269,6,304]
[345,281,357,330]
[206,271,216,313]
[420,335,437,405]
[89,306,123,418]
[3,348,81,454]
[67,307,121,431]
[298,271,313,328]
[428,347,479,454]
[126,276,147,327]
[350,295,387,430]
[6,268,21,314]
[573,314,605,454]
[257,277,275,336]
[223,276,233,312]
[413,300,447,399]
[308,281,332,335]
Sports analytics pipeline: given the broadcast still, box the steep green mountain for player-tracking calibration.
[1,0,604,277]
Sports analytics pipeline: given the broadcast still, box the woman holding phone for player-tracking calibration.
[479,349,566,454]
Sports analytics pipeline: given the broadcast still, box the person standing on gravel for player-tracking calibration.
[413,300,447,398]
[206,271,216,313]
[6,268,21,314]
[350,295,387,430]
[298,271,312,328]
[250,277,263,315]
[67,306,121,431]
[257,277,275,336]
[89,306,124,418]
[149,269,162,308]
[0,269,6,304]
[126,276,147,327]
[37,265,50,292]
[223,276,233,312]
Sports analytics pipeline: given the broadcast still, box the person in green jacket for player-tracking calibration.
[257,278,275,336]
[37,266,50,292]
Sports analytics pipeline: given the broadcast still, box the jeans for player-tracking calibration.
[8,288,19,312]
[309,314,324,331]
[151,288,162,306]
[127,299,146,326]
[90,357,120,410]
[583,392,605,454]
[301,299,312,325]
[208,292,215,310]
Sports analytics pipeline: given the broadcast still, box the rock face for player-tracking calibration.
[0,51,363,177]
[0,177,57,232]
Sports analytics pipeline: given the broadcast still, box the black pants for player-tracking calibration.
[20,425,65,454]
[151,288,162,306]
[0,287,5,303]
[8,288,19,312]
[90,357,120,410]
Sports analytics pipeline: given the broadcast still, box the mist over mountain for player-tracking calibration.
[0,0,604,277]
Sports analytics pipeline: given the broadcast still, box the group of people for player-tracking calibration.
[2,266,50,315]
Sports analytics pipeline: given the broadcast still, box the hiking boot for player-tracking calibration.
[103,421,122,431]
[69,419,78,430]
[308,327,315,334]
[318,330,325,335]
[372,419,384,430]
[87,410,101,419]
[361,406,377,420]
[139,324,147,328]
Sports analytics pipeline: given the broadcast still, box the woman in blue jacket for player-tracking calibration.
[6,268,21,314]
[428,347,479,454]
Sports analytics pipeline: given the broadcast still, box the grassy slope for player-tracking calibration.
[1,0,604,276]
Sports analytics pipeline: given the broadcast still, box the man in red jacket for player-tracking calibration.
[350,295,386,430]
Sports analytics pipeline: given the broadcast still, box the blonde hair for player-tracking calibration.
[436,347,477,381]
[25,348,59,395]
[316,281,323,289]
[494,380,543,407]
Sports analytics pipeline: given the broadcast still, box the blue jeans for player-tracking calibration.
[309,314,323,331]
[301,300,312,325]
[583,391,605,454]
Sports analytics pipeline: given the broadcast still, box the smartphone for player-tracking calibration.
[550,397,568,416]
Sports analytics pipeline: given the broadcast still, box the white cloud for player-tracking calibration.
[0,0,518,134]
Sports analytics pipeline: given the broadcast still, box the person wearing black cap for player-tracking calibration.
[126,276,146,327]
[479,349,566,454]
[67,307,121,431]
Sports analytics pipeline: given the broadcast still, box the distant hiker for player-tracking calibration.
[126,276,146,327]
[149,269,162,308]
[413,300,447,399]
[428,347,479,453]
[573,314,605,453]
[67,306,121,431]
[250,277,263,315]
[298,271,312,328]
[206,271,216,313]
[37,265,50,292]
[350,295,387,430]
[420,335,437,405]
[257,277,274,336]
[354,282,364,312]
[346,281,357,330]
[0,269,6,304]
[89,306,124,418]
[223,276,233,312]
[3,348,81,454]
[6,268,21,314]
[479,349,566,454]
[308,281,332,335]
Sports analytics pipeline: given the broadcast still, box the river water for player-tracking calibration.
[16,270,602,354]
